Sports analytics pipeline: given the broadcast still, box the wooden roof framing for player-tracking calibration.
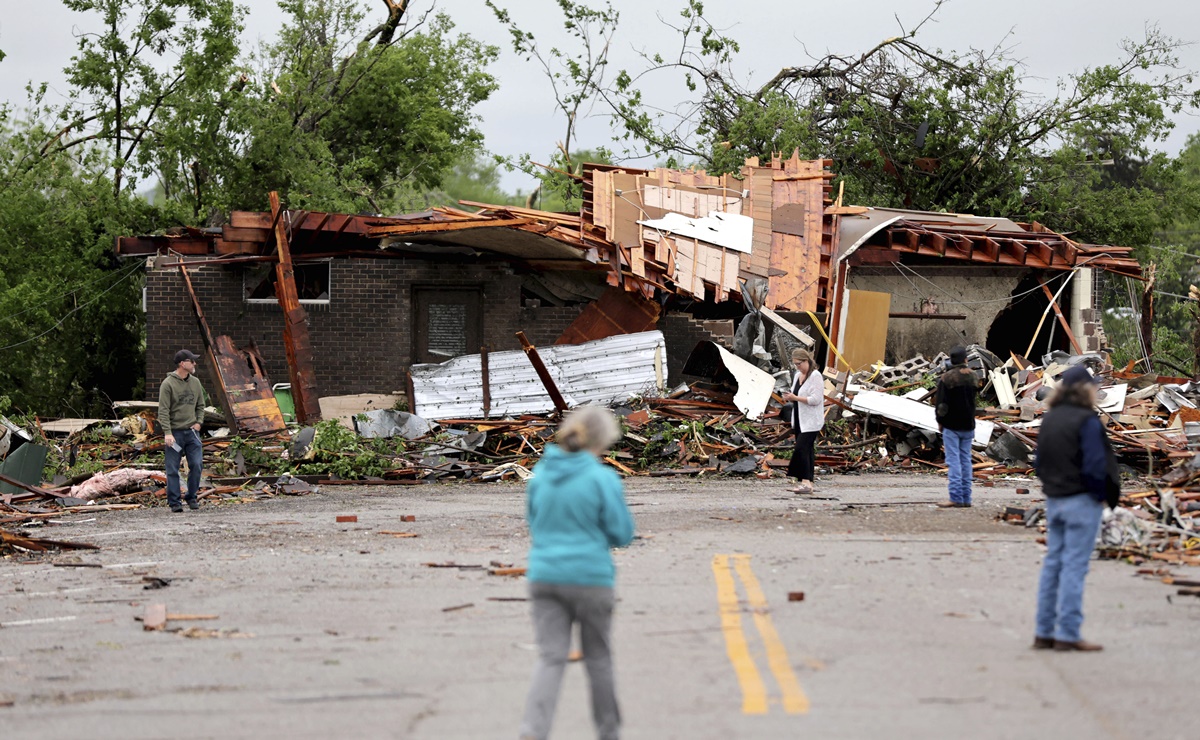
[117,157,1144,312]
[876,220,1141,278]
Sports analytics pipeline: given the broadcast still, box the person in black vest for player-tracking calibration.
[934,346,978,508]
[1033,365,1120,652]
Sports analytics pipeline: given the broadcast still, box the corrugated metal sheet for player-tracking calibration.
[412,331,667,420]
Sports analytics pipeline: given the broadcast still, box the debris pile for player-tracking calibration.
[1098,456,1200,566]
[829,347,1200,475]
[7,330,1200,560]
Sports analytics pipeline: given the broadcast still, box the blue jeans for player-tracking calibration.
[1036,493,1105,642]
[942,428,974,504]
[164,428,203,508]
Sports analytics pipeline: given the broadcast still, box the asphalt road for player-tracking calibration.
[2,472,1196,739]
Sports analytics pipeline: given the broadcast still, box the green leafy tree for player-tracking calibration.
[0,120,159,416]
[46,0,243,203]
[511,0,1200,366]
[598,3,1200,223]
[488,0,617,210]
[0,0,503,416]
[216,0,500,214]
[406,154,527,211]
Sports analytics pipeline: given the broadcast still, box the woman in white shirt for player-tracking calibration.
[781,348,825,493]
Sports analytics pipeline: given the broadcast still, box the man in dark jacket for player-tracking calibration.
[934,346,978,508]
[1033,365,1120,652]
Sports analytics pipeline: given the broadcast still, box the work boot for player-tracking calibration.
[186,496,200,511]
[1053,639,1103,652]
[170,504,184,513]
[1032,637,1055,650]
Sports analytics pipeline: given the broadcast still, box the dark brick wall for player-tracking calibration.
[518,303,586,347]
[144,257,584,401]
[658,311,735,386]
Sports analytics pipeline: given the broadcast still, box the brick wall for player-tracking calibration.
[144,257,584,401]
[658,311,735,386]
[518,303,586,348]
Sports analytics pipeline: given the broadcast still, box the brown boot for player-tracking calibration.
[1032,637,1055,650]
[1053,639,1103,652]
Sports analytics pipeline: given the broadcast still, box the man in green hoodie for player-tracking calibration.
[158,349,206,513]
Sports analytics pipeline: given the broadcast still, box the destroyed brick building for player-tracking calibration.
[118,153,1141,422]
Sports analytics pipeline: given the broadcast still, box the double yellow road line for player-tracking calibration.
[712,554,809,715]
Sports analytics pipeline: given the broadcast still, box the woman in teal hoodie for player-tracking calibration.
[520,406,635,740]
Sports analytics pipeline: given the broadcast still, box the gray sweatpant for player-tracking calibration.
[519,582,619,740]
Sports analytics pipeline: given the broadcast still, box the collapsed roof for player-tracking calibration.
[116,152,1143,311]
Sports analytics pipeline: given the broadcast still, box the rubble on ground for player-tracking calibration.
[7,335,1200,567]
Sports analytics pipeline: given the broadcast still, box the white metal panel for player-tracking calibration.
[411,331,668,420]
[710,344,776,420]
[850,390,995,448]
[638,212,753,254]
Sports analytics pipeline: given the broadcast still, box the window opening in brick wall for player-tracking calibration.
[244,261,331,304]
[413,287,483,364]
[427,304,468,358]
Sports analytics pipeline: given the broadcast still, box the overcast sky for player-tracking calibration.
[2,0,1198,194]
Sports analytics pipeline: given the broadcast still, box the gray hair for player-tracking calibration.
[556,405,622,454]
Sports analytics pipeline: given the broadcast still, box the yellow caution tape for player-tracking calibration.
[805,311,854,371]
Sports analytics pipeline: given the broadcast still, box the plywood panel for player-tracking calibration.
[631,245,646,277]
[798,159,825,308]
[749,167,774,277]
[842,290,891,371]
[555,287,662,345]
[611,172,643,248]
[674,236,696,297]
[702,244,723,285]
[723,250,740,291]
[766,160,824,311]
[768,231,802,309]
[592,170,613,233]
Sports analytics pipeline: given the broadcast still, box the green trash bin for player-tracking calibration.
[273,383,296,424]
[0,441,49,495]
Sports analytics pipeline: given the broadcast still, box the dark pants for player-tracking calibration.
[164,428,202,508]
[787,430,818,482]
[520,582,619,740]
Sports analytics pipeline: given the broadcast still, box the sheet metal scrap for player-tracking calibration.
[410,331,668,421]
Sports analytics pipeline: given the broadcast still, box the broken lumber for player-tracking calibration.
[759,307,815,348]
[515,331,568,414]
[488,567,527,577]
[270,191,322,425]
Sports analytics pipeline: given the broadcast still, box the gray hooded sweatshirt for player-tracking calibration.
[158,371,206,432]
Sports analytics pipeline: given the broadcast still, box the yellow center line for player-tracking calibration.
[711,554,769,714]
[731,555,811,715]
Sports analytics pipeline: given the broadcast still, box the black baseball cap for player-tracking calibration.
[1060,365,1101,387]
[174,349,201,364]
